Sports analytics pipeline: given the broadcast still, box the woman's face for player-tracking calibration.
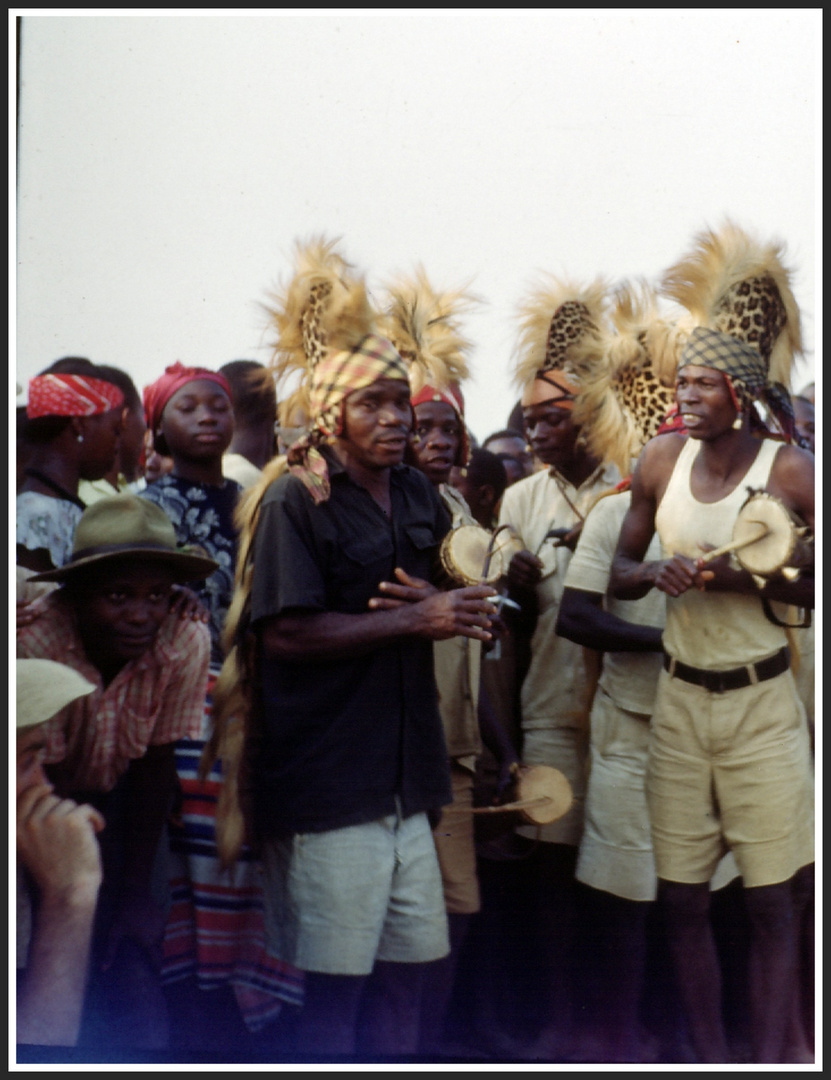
[158,380,234,464]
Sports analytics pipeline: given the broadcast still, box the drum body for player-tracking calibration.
[514,764,573,826]
[733,490,813,577]
[439,524,505,586]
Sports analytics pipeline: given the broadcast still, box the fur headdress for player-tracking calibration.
[377,266,477,395]
[262,236,409,504]
[378,266,479,465]
[263,236,373,428]
[512,276,610,409]
[570,280,690,475]
[660,220,802,440]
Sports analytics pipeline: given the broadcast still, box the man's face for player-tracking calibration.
[74,562,178,670]
[119,404,148,482]
[160,379,234,463]
[675,365,738,440]
[483,435,533,481]
[78,407,124,481]
[17,726,49,797]
[522,400,580,470]
[339,378,413,471]
[412,400,462,486]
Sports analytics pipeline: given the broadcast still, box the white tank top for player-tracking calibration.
[656,438,787,668]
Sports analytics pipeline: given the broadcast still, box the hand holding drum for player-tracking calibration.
[473,764,573,826]
[698,489,812,580]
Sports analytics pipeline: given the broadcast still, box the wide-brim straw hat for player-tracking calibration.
[30,493,219,583]
[16,658,96,729]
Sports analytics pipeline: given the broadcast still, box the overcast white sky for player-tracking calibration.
[12,10,820,443]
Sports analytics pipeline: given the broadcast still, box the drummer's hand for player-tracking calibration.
[495,757,521,802]
[693,550,742,591]
[558,523,584,553]
[369,568,440,610]
[655,554,713,596]
[506,550,543,590]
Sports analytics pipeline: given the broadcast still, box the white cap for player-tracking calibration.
[16,659,96,730]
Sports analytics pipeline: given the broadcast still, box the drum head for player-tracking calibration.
[515,765,573,826]
[441,524,504,586]
[733,492,795,575]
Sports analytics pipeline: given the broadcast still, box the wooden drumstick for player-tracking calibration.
[697,523,770,564]
[472,796,553,815]
[480,523,515,582]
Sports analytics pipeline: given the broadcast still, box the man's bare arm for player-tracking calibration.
[556,587,664,653]
[611,443,672,599]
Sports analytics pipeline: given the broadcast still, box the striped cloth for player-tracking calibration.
[161,670,304,1032]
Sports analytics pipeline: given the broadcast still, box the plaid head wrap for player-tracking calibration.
[679,326,795,441]
[410,381,470,467]
[143,362,232,438]
[286,332,411,503]
[27,374,125,419]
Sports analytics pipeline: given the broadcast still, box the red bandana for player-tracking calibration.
[143,362,232,435]
[27,374,125,419]
[411,382,470,467]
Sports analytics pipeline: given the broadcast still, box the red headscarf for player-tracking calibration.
[410,382,470,466]
[27,373,125,419]
[143,362,232,436]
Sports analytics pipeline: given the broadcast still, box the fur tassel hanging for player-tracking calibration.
[377,265,479,395]
[261,235,375,427]
[512,275,610,393]
[571,280,689,475]
[200,454,290,869]
[660,220,802,389]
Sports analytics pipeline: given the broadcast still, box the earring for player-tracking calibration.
[732,416,743,430]
[77,434,84,443]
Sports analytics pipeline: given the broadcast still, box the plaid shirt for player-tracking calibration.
[17,591,210,792]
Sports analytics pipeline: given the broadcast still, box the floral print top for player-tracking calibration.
[140,474,241,665]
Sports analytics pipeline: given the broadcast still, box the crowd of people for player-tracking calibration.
[15,222,815,1065]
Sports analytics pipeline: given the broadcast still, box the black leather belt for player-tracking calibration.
[663,647,790,694]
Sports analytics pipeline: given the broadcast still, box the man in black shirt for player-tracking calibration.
[249,333,497,1058]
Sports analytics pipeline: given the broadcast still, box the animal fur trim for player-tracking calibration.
[201,454,290,869]
[660,220,802,389]
[261,236,376,427]
[571,280,689,474]
[512,275,610,394]
[377,265,479,397]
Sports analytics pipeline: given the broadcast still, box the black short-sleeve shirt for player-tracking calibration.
[250,450,453,836]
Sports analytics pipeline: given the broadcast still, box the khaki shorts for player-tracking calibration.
[432,763,481,915]
[647,669,814,888]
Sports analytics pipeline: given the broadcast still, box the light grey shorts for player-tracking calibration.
[260,806,450,975]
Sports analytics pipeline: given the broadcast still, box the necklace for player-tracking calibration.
[23,468,86,509]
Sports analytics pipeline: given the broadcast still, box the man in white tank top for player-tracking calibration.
[610,326,815,1064]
